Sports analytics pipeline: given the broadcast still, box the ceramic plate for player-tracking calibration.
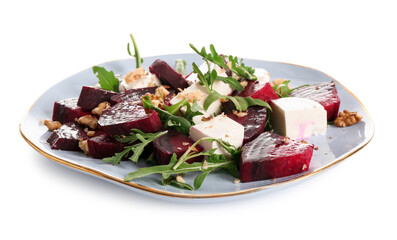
[20,53,374,200]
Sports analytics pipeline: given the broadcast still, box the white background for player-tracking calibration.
[1,0,396,239]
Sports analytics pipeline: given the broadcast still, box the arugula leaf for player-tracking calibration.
[124,152,237,190]
[272,80,310,98]
[193,169,213,190]
[183,99,204,123]
[204,91,271,112]
[142,96,192,135]
[190,43,257,81]
[102,129,168,165]
[127,33,143,68]
[216,75,244,91]
[92,66,119,92]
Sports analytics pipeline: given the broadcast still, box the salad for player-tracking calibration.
[42,34,363,190]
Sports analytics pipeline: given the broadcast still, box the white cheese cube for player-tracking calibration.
[189,114,244,155]
[270,97,327,139]
[119,72,161,92]
[254,68,270,82]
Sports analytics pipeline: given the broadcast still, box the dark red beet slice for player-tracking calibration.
[110,87,157,105]
[77,86,119,110]
[46,122,87,150]
[98,101,162,136]
[239,81,279,103]
[289,81,340,121]
[52,98,91,124]
[149,59,188,90]
[86,130,127,159]
[152,129,203,165]
[227,106,267,144]
[240,131,314,182]
[110,87,176,107]
[222,81,278,113]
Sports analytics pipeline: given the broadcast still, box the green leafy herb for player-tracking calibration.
[175,59,187,76]
[142,96,193,135]
[190,43,257,81]
[273,80,309,98]
[92,66,120,92]
[127,33,143,68]
[191,65,271,112]
[102,129,168,165]
[123,135,241,190]
[124,152,237,190]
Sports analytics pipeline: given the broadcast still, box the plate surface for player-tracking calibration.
[20,53,374,199]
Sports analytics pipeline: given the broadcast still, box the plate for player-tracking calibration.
[20,53,375,200]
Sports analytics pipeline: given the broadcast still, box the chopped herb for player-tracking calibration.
[190,43,257,81]
[92,66,119,92]
[127,33,143,68]
[102,129,168,165]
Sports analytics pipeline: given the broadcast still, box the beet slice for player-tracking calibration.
[110,87,157,105]
[222,81,278,113]
[77,86,119,110]
[149,59,188,90]
[152,129,204,165]
[227,106,267,144]
[110,87,176,107]
[98,101,162,136]
[86,130,127,159]
[289,81,340,121]
[240,131,314,182]
[52,98,91,124]
[239,81,279,102]
[46,122,87,150]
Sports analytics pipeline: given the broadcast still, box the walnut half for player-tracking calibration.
[42,119,62,131]
[334,110,363,127]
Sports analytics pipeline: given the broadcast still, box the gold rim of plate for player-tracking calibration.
[19,60,375,199]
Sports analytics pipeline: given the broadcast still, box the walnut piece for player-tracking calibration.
[177,90,202,103]
[176,175,185,183]
[271,78,291,89]
[334,110,363,127]
[87,131,96,137]
[201,115,214,122]
[77,115,98,129]
[233,110,248,118]
[124,67,146,84]
[240,81,248,87]
[78,140,89,155]
[92,101,111,116]
[42,119,62,131]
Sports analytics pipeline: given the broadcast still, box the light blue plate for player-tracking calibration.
[20,54,374,200]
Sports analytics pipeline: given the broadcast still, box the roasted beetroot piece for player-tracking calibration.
[110,87,157,105]
[149,59,188,90]
[86,131,127,159]
[240,131,314,182]
[227,106,267,144]
[77,86,119,110]
[98,101,162,136]
[289,81,340,121]
[52,98,91,124]
[46,122,87,150]
[222,81,278,113]
[152,129,204,165]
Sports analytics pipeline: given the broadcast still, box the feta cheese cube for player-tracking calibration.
[270,97,327,139]
[189,114,244,155]
[254,68,270,82]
